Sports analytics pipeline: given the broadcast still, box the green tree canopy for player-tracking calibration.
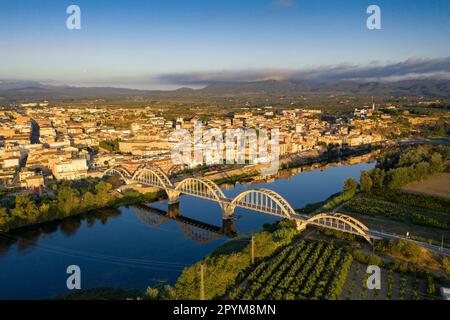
[57,187,80,216]
[343,178,357,194]
[359,171,373,192]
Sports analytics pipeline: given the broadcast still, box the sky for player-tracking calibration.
[0,0,449,89]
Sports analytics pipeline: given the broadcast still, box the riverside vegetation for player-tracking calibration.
[322,144,450,212]
[141,221,448,300]
[0,177,165,232]
[311,145,450,238]
[48,212,449,300]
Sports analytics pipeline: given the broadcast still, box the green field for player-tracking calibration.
[341,262,438,300]
[228,240,352,300]
[341,190,450,230]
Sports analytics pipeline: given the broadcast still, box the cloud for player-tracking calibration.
[154,57,450,86]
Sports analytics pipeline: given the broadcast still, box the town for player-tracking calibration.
[1,101,440,190]
[1,0,450,306]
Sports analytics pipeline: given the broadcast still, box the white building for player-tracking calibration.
[52,158,88,180]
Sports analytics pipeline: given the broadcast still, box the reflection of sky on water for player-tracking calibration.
[0,161,374,299]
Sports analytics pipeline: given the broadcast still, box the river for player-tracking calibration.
[0,160,375,299]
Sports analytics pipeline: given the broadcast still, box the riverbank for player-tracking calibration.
[56,217,449,300]
[0,187,166,233]
[1,144,381,233]
[0,156,378,299]
[311,144,450,248]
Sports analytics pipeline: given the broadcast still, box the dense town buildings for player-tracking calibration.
[0,103,444,189]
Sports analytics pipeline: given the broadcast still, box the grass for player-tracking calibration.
[173,220,299,300]
[341,191,450,230]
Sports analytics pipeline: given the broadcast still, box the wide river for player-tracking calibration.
[0,160,375,299]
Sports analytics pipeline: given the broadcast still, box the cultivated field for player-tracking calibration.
[228,240,352,300]
[402,173,450,199]
[340,262,439,300]
[340,189,450,246]
[226,239,443,300]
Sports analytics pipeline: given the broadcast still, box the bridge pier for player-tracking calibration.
[222,218,237,237]
[168,202,180,218]
[295,220,307,232]
[167,190,181,205]
[222,204,236,220]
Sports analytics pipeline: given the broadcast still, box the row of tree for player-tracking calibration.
[0,181,115,231]
[359,145,449,192]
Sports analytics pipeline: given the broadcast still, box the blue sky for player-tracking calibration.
[0,0,449,89]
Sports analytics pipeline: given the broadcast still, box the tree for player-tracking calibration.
[360,171,373,192]
[370,168,385,188]
[414,161,430,181]
[145,287,160,300]
[94,182,113,207]
[0,207,10,230]
[159,285,177,300]
[386,167,410,189]
[11,194,40,222]
[26,200,41,223]
[99,139,120,152]
[343,178,357,195]
[81,192,96,210]
[398,145,427,167]
[39,203,52,219]
[443,257,450,276]
[426,274,436,296]
[430,152,444,173]
[57,187,80,216]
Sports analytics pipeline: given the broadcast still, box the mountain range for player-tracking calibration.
[0,79,449,103]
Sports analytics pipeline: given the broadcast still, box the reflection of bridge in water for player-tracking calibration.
[105,165,373,243]
[133,203,237,244]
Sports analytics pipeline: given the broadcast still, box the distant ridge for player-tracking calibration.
[0,79,449,102]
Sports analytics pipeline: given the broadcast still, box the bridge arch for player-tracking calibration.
[229,188,297,218]
[306,213,371,243]
[103,167,132,181]
[332,213,369,232]
[132,166,174,190]
[134,206,169,227]
[176,222,222,244]
[175,177,227,206]
[133,205,223,243]
[167,164,188,176]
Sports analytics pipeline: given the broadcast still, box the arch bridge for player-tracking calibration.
[103,165,373,243]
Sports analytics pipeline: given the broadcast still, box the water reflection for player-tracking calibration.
[0,203,238,257]
[133,203,237,243]
[0,155,377,256]
[0,208,122,254]
[0,157,376,299]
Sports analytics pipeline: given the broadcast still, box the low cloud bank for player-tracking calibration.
[155,57,450,86]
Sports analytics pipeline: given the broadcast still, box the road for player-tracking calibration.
[299,213,449,256]
[368,229,450,256]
